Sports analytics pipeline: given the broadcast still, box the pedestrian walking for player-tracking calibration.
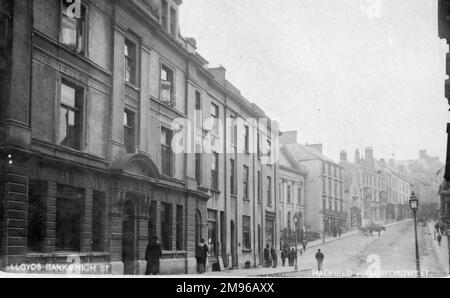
[145,236,163,275]
[264,245,271,268]
[315,249,325,272]
[281,247,287,267]
[302,240,307,252]
[271,246,278,268]
[437,233,443,247]
[289,248,296,267]
[196,238,209,273]
[435,222,440,235]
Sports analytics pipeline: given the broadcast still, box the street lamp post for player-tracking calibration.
[293,213,299,271]
[409,192,421,278]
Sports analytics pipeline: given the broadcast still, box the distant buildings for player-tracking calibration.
[278,144,307,246]
[280,132,345,238]
[340,147,443,228]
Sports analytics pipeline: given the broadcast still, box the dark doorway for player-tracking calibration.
[122,200,136,275]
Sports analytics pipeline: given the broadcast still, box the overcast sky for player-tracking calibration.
[180,0,450,163]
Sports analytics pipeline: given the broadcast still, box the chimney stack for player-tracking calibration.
[380,159,386,166]
[280,131,298,144]
[389,158,395,168]
[355,149,361,163]
[340,150,348,162]
[365,147,374,167]
[307,144,323,154]
[419,150,427,159]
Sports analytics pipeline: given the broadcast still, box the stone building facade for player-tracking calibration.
[278,144,307,247]
[0,0,279,274]
[280,132,346,238]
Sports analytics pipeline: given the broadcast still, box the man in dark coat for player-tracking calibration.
[196,238,209,273]
[271,246,277,268]
[302,240,308,252]
[315,249,325,272]
[281,247,288,267]
[264,245,270,268]
[145,236,163,275]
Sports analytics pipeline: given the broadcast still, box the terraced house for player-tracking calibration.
[0,0,279,274]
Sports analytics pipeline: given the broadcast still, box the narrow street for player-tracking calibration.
[283,221,447,277]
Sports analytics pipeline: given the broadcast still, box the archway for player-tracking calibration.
[122,200,136,275]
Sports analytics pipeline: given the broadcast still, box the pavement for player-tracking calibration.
[427,222,449,276]
[198,219,413,278]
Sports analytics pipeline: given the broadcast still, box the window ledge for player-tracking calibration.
[242,249,252,254]
[211,188,221,194]
[125,81,140,91]
[27,252,111,258]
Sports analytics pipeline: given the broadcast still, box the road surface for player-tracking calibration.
[283,221,446,278]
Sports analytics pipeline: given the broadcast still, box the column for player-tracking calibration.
[43,181,57,253]
[2,163,28,265]
[109,191,124,263]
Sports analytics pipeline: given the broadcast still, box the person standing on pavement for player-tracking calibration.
[271,246,277,268]
[437,233,443,246]
[145,236,163,275]
[264,245,271,268]
[196,238,208,274]
[315,249,325,272]
[302,240,307,252]
[435,222,440,235]
[281,247,287,267]
[289,248,295,267]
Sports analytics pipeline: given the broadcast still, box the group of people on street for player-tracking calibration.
[280,240,308,267]
[143,236,326,275]
[143,236,210,275]
[264,245,278,268]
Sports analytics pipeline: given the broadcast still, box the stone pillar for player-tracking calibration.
[109,191,124,275]
[43,181,57,253]
[2,163,28,266]
[108,27,126,161]
[80,189,93,253]
[136,215,149,275]
[155,200,161,244]
[185,197,196,259]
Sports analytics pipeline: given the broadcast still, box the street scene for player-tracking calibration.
[0,0,449,279]
[197,220,448,278]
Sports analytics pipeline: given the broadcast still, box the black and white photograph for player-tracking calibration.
[0,0,449,283]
